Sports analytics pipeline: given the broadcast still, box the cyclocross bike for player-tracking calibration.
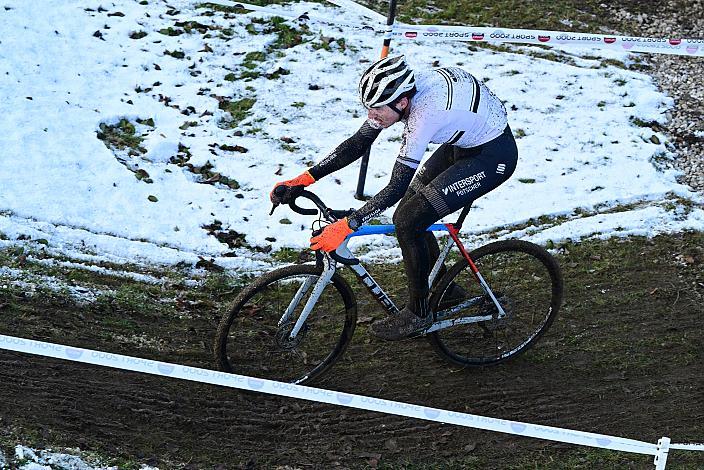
[214,189,563,385]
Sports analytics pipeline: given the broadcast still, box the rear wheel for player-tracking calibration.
[214,264,357,385]
[428,240,563,367]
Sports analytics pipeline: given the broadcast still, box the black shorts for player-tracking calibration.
[410,125,518,217]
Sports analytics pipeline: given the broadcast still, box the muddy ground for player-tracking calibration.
[0,232,702,469]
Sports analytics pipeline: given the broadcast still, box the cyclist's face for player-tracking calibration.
[367,102,404,128]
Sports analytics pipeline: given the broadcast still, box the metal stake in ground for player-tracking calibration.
[355,0,398,200]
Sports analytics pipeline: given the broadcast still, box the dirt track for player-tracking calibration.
[1,233,702,468]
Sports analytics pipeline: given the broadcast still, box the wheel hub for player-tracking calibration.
[479,293,515,331]
[275,322,308,350]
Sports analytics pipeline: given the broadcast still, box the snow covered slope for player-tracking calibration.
[0,0,701,275]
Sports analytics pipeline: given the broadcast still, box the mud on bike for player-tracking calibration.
[214,189,564,385]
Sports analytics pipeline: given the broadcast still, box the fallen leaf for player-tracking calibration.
[384,438,398,452]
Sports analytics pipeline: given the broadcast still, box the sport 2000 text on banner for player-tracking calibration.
[2,333,704,469]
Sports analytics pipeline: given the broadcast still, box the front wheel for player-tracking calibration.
[428,239,563,367]
[214,264,357,385]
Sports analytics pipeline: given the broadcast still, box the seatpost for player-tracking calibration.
[453,203,472,230]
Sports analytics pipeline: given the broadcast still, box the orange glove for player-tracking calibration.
[270,171,316,204]
[310,218,354,252]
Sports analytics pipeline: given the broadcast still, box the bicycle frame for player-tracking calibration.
[283,220,507,340]
[338,223,451,315]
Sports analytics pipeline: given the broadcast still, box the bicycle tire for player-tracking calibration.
[427,239,563,367]
[214,264,357,385]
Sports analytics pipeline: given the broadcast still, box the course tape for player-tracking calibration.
[2,334,703,460]
[391,24,704,57]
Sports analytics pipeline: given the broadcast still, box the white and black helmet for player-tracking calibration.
[358,55,416,109]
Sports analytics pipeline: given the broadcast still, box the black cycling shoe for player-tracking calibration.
[438,282,469,310]
[371,307,433,341]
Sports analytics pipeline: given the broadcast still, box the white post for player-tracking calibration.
[654,437,671,470]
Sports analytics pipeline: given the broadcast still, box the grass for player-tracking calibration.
[158,26,182,36]
[272,247,301,263]
[230,51,268,81]
[396,0,599,29]
[197,0,305,13]
[374,445,704,469]
[163,49,185,59]
[96,119,146,155]
[0,243,246,324]
[243,51,266,68]
[264,16,312,50]
[631,116,664,130]
[218,97,256,128]
[358,0,661,35]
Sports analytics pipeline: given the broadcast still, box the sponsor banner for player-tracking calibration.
[392,24,704,57]
[3,334,704,460]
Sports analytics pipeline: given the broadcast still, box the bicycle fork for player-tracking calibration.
[278,255,336,339]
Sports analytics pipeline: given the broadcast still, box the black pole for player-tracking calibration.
[354,0,398,201]
[380,0,398,59]
[354,148,371,200]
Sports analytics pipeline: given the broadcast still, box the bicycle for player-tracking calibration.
[214,189,564,385]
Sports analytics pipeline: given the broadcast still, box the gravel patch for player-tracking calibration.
[609,3,704,192]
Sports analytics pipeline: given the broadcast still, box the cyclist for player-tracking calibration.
[271,55,517,340]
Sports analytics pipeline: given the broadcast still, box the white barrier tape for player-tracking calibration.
[391,23,704,57]
[3,334,703,462]
[199,0,381,34]
[671,443,704,451]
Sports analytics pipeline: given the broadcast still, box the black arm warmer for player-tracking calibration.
[348,161,415,227]
[308,120,382,180]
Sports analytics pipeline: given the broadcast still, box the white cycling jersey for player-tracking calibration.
[392,67,508,170]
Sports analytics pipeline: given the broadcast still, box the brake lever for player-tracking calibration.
[269,202,279,216]
[270,185,289,215]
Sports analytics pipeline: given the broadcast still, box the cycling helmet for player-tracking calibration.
[358,55,416,109]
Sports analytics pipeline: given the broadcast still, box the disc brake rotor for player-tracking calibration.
[478,293,515,332]
[275,322,308,350]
